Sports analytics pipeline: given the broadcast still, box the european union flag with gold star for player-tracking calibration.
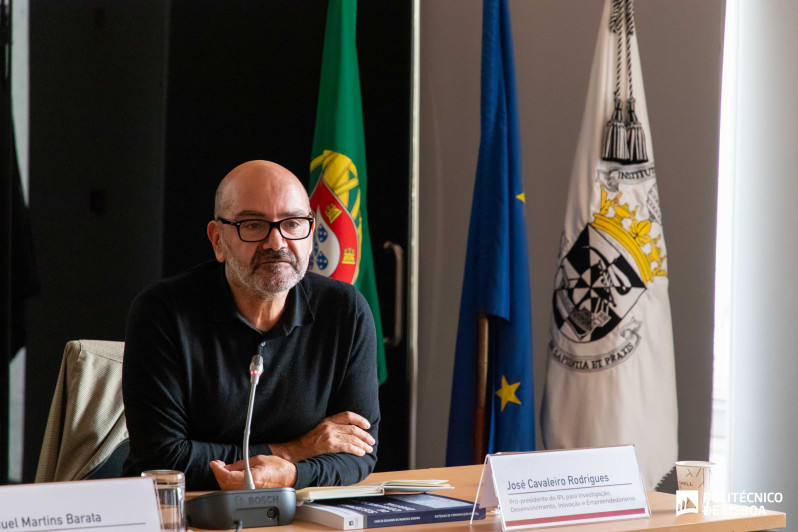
[446,0,534,466]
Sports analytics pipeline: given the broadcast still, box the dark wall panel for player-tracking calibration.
[163,1,327,275]
[24,0,169,481]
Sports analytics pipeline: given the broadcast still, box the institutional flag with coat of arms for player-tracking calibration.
[541,0,677,488]
[446,0,534,466]
[308,0,386,384]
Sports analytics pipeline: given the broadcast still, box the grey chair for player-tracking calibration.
[35,339,129,482]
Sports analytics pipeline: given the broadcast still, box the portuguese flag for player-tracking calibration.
[308,0,386,384]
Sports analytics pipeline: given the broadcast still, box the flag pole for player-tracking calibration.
[474,313,489,463]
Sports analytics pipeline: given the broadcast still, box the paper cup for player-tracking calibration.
[675,461,713,513]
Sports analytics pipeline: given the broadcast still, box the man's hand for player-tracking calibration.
[210,455,297,490]
[270,411,375,463]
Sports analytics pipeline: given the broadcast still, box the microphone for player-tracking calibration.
[243,355,264,490]
[186,354,295,528]
[249,354,264,383]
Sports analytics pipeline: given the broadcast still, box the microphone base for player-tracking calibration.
[186,488,295,529]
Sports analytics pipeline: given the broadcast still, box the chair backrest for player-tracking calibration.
[35,340,129,482]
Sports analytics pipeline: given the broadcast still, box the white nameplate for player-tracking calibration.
[474,445,649,530]
[0,477,162,531]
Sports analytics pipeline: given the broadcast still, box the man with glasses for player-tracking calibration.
[122,160,379,490]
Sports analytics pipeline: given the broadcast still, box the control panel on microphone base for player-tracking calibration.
[186,487,296,529]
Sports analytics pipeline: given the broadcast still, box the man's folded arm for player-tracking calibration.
[126,432,273,490]
[294,450,377,489]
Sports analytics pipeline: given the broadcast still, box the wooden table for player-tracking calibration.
[191,465,786,531]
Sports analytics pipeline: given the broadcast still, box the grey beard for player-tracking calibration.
[224,245,308,301]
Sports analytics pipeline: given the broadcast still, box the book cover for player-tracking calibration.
[295,493,486,530]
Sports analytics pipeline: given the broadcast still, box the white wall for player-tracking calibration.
[727,0,798,517]
[417,0,724,473]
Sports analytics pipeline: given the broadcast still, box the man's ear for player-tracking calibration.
[207,220,226,263]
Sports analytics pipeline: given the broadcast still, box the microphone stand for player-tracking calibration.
[243,355,263,490]
[185,355,296,528]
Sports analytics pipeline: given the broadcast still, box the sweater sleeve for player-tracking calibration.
[122,287,270,490]
[293,290,380,489]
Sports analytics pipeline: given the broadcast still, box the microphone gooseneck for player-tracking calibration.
[243,354,264,490]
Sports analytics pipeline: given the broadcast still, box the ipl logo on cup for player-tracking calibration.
[676,490,700,516]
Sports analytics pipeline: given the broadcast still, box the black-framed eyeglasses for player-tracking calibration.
[216,216,315,242]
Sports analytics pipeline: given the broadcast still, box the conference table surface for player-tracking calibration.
[191,465,786,531]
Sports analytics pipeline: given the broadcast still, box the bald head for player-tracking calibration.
[214,160,310,219]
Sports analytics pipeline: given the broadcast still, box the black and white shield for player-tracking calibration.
[553,224,645,343]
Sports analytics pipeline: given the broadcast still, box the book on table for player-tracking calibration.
[294,493,486,530]
[295,480,453,502]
